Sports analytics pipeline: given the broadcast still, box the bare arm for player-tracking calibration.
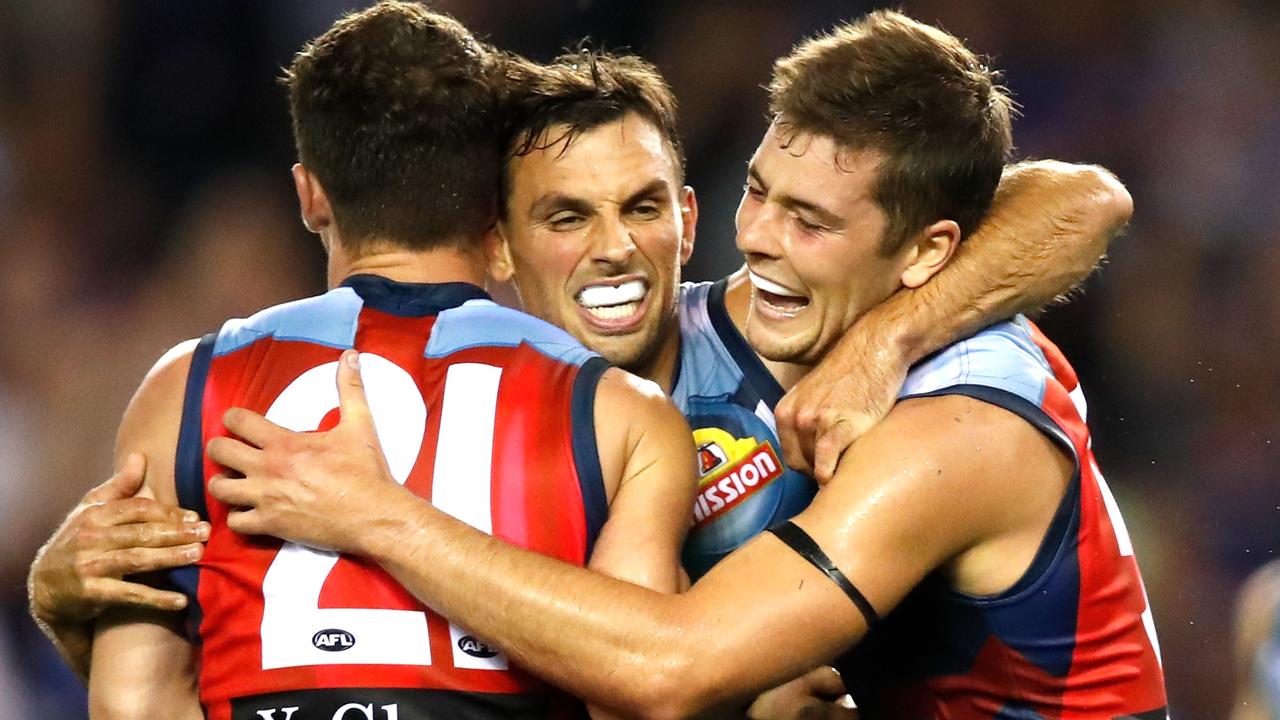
[87,342,203,719]
[776,160,1132,480]
[28,456,207,683]
[1232,561,1280,720]
[584,370,694,593]
[211,352,1053,719]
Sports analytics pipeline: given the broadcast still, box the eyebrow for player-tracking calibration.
[747,165,846,230]
[621,179,672,208]
[528,193,594,219]
[528,178,673,219]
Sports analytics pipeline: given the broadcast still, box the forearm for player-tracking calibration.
[866,160,1131,364]
[364,489,701,715]
[34,617,94,682]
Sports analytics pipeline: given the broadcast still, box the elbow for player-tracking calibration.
[624,649,723,720]
[1070,164,1133,256]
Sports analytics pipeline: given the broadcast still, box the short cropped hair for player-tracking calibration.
[769,10,1013,252]
[284,1,501,251]
[499,50,683,214]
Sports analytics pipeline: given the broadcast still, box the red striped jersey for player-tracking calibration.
[170,275,606,720]
[838,316,1168,719]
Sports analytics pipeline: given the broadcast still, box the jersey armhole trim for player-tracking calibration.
[768,520,880,628]
[571,356,611,555]
[903,383,1083,605]
[171,331,215,639]
[175,332,216,522]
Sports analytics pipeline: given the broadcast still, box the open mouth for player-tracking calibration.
[575,278,650,330]
[748,270,809,316]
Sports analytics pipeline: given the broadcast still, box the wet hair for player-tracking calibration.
[498,50,683,215]
[283,1,501,251]
[769,10,1013,251]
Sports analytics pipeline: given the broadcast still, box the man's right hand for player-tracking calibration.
[29,453,209,627]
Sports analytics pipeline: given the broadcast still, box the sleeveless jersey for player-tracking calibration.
[170,275,606,720]
[837,316,1168,719]
[671,280,816,579]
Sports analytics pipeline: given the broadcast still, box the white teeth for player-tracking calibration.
[578,280,647,308]
[585,302,641,321]
[748,271,805,299]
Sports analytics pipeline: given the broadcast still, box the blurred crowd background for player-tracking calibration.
[0,1,1275,716]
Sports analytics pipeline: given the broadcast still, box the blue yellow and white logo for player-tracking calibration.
[690,427,784,528]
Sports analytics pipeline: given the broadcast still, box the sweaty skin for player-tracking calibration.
[84,227,700,720]
[28,152,1129,693]
[208,351,1075,718]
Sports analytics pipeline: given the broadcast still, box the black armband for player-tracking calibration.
[768,521,880,628]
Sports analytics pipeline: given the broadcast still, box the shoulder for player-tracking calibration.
[817,391,1070,552]
[429,300,598,367]
[116,339,202,506]
[901,317,1054,403]
[215,289,362,356]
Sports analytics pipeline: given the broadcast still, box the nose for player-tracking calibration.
[736,201,782,262]
[591,214,637,267]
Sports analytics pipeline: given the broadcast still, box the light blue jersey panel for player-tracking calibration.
[899,316,1051,406]
[427,299,599,368]
[672,280,817,580]
[213,287,364,357]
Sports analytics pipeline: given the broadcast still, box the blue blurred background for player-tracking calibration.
[0,1,1274,716]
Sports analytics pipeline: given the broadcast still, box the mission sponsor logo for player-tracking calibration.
[691,427,783,528]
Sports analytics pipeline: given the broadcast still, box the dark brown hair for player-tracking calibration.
[499,50,683,215]
[769,10,1013,252]
[283,1,501,251]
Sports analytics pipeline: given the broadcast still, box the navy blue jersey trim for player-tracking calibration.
[571,356,611,556]
[706,278,784,409]
[903,383,1082,604]
[902,384,1075,459]
[171,332,215,642]
[175,333,216,522]
[341,274,490,317]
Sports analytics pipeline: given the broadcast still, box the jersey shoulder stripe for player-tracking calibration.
[428,300,597,367]
[214,288,364,357]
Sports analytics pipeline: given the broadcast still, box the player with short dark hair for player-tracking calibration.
[82,4,696,718]
[207,11,1167,718]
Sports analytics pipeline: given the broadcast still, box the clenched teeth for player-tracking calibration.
[578,280,647,308]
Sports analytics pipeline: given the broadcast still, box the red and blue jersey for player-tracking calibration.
[837,316,1168,719]
[170,274,606,720]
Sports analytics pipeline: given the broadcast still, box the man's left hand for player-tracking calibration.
[775,324,908,484]
[206,350,404,553]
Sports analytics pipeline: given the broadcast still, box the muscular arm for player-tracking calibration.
[87,342,203,719]
[584,369,695,594]
[28,456,206,683]
[212,354,1064,719]
[1232,561,1280,720]
[777,160,1132,479]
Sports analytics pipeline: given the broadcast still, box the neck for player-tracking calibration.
[722,268,811,392]
[624,316,683,395]
[328,240,488,289]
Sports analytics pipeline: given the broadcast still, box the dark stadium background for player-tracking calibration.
[1,1,1274,716]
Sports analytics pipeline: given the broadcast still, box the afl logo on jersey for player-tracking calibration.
[690,428,784,529]
[457,635,499,658]
[311,629,356,652]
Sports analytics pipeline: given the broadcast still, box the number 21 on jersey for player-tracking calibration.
[256,355,507,672]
